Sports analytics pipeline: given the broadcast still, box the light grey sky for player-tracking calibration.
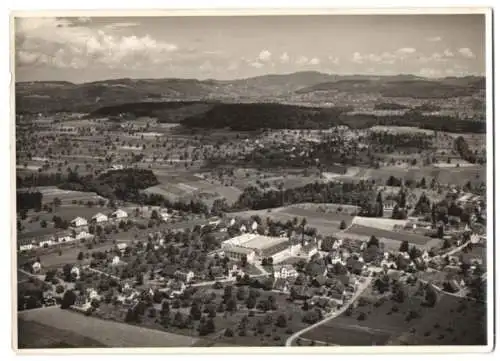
[15,14,486,82]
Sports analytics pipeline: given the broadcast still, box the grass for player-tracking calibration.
[346,225,432,245]
[229,205,355,236]
[302,282,487,346]
[18,307,200,348]
[17,318,106,349]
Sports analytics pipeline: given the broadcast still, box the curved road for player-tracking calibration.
[285,276,372,347]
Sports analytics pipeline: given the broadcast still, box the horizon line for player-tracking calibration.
[15,70,486,85]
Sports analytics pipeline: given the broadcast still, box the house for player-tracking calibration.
[38,239,54,248]
[273,264,299,279]
[32,261,42,273]
[251,221,259,232]
[71,217,88,228]
[312,274,328,287]
[239,224,247,233]
[75,231,91,240]
[302,243,319,259]
[174,270,195,283]
[229,218,236,227]
[71,265,80,280]
[19,239,36,252]
[112,209,128,219]
[273,278,290,293]
[223,245,256,264]
[91,213,108,223]
[209,266,225,279]
[111,256,121,266]
[346,258,366,275]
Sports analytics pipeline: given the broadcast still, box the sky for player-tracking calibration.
[14,14,486,83]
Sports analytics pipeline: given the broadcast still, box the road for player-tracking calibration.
[285,275,372,347]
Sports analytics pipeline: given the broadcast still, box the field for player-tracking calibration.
[302,284,487,346]
[300,317,392,346]
[339,164,485,186]
[230,204,356,236]
[145,173,242,205]
[17,307,200,348]
[341,224,433,248]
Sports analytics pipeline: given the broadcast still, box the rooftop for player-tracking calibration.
[243,235,289,251]
[224,245,256,255]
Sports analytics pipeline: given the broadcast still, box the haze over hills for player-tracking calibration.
[15,71,485,114]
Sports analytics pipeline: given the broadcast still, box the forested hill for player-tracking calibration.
[181,103,348,130]
[179,102,486,133]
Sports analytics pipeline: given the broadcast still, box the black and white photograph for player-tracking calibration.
[11,8,493,352]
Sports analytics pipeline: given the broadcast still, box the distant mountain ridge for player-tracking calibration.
[15,71,485,114]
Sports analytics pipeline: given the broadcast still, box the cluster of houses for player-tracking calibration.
[18,209,130,251]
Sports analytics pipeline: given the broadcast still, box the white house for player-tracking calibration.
[61,236,75,243]
[273,264,299,279]
[76,231,91,240]
[39,239,54,248]
[240,224,247,233]
[71,265,80,280]
[160,211,170,222]
[91,213,108,223]
[32,261,42,273]
[229,218,236,227]
[71,217,88,228]
[111,256,121,265]
[251,221,258,232]
[112,209,128,219]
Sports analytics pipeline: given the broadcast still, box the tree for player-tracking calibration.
[442,238,451,250]
[190,302,202,320]
[339,220,347,230]
[77,251,84,261]
[60,290,76,309]
[40,220,47,228]
[276,314,287,328]
[246,296,257,309]
[367,235,379,248]
[399,241,409,253]
[424,285,438,307]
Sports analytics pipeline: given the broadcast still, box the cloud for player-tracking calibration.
[249,61,264,69]
[309,57,320,65]
[295,56,309,66]
[426,36,442,42]
[258,50,272,62]
[352,52,363,64]
[458,47,475,58]
[279,52,290,64]
[443,49,454,57]
[328,56,339,65]
[15,17,178,70]
[396,47,416,54]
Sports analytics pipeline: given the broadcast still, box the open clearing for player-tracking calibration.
[344,224,433,246]
[229,204,356,236]
[18,307,200,348]
[303,284,486,346]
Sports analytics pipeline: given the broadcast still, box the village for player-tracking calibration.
[17,179,487,346]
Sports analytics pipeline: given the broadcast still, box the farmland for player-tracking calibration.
[18,307,200,348]
[301,282,487,346]
[229,203,357,236]
[341,225,433,247]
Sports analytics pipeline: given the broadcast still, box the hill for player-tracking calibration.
[16,72,486,114]
[296,76,485,98]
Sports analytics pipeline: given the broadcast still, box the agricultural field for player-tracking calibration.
[301,282,486,346]
[230,204,357,236]
[18,307,200,348]
[342,224,433,247]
